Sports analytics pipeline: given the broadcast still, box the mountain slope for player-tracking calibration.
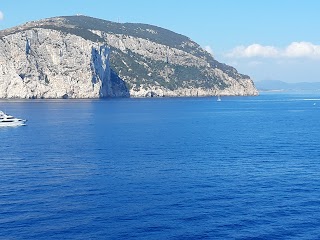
[0,15,258,98]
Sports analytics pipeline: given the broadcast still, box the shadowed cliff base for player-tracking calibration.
[109,69,130,97]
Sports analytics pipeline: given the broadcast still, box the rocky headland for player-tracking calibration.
[0,15,258,98]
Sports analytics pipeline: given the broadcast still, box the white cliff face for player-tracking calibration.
[103,33,209,68]
[0,28,112,98]
[0,16,258,98]
[129,80,258,98]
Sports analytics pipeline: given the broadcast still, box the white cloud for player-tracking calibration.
[226,44,279,58]
[0,11,3,21]
[204,45,214,56]
[226,42,320,59]
[284,42,320,58]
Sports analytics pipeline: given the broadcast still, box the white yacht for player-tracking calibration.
[0,111,27,127]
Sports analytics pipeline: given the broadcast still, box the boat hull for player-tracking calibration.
[0,120,27,127]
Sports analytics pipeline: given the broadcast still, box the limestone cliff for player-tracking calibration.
[0,15,258,98]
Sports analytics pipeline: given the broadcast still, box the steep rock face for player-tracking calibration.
[0,15,258,98]
[0,28,128,98]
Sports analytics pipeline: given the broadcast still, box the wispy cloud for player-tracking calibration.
[226,42,320,59]
[248,60,263,66]
[0,11,4,21]
[204,45,214,56]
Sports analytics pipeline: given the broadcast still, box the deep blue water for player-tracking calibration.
[1,94,320,239]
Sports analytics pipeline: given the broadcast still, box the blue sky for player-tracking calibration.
[0,0,319,83]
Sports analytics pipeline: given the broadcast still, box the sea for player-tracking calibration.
[1,93,320,240]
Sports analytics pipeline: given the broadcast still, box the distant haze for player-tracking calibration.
[255,80,320,92]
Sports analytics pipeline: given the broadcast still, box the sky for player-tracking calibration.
[0,0,319,83]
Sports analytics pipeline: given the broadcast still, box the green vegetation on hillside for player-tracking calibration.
[63,16,193,50]
[109,47,228,91]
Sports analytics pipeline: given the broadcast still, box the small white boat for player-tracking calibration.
[217,96,221,101]
[0,111,27,127]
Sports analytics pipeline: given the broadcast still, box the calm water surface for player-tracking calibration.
[1,94,320,239]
